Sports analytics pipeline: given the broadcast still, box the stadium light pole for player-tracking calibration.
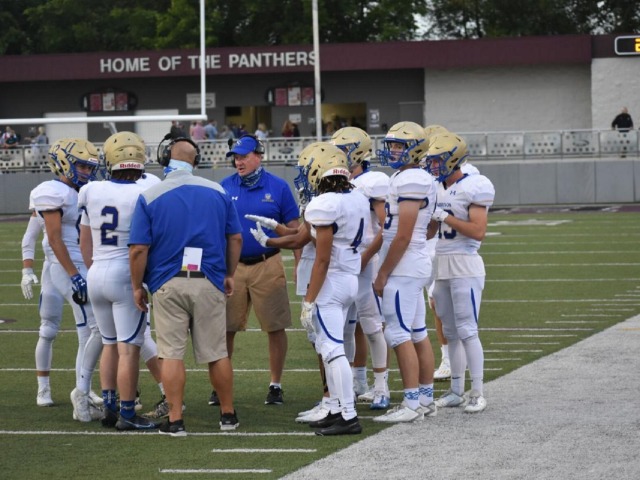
[313,0,322,141]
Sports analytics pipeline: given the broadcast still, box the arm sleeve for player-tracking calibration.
[21,215,42,261]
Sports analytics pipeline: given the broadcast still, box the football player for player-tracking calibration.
[372,121,438,423]
[426,132,495,413]
[21,210,103,408]
[78,132,159,431]
[28,138,103,422]
[330,127,391,410]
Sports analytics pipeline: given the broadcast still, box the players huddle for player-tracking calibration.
[22,122,494,436]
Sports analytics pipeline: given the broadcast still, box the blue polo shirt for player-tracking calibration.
[129,170,241,293]
[220,170,299,258]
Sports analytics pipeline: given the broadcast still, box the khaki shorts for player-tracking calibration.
[226,253,292,332]
[153,276,227,364]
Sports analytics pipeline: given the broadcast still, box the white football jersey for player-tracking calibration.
[29,180,82,264]
[381,167,437,278]
[435,173,495,256]
[78,180,147,262]
[351,169,389,248]
[136,172,161,189]
[304,189,370,275]
[461,162,480,176]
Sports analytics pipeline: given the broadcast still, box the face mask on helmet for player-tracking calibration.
[58,139,100,187]
[296,143,349,201]
[425,133,469,183]
[295,142,326,204]
[376,121,427,169]
[330,127,372,171]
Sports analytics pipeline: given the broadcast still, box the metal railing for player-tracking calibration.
[1,129,638,173]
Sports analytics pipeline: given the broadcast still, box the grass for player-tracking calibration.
[0,208,639,479]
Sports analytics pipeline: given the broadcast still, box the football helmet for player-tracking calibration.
[102,131,146,174]
[423,124,449,144]
[47,138,70,176]
[330,127,372,170]
[49,138,100,187]
[376,121,427,169]
[296,142,349,200]
[425,133,469,183]
[295,142,329,203]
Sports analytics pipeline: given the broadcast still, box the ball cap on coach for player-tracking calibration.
[226,135,262,157]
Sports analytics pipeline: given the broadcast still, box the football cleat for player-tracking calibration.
[37,386,54,407]
[314,416,362,436]
[464,390,487,413]
[70,388,92,422]
[417,402,438,417]
[296,404,330,423]
[434,389,466,408]
[370,391,391,410]
[433,359,451,381]
[373,402,423,423]
[357,387,375,403]
[89,390,104,407]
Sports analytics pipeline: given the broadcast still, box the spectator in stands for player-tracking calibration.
[611,107,634,132]
[31,126,49,157]
[218,125,235,141]
[1,126,19,148]
[191,121,206,142]
[169,121,187,140]
[281,120,295,138]
[254,123,269,140]
[205,120,218,140]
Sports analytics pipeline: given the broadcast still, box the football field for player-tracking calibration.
[1,207,639,479]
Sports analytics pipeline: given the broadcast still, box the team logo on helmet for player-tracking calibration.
[102,131,146,175]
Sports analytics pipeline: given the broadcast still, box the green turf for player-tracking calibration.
[0,210,639,479]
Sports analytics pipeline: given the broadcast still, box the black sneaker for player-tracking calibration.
[265,385,283,405]
[220,411,239,431]
[159,419,187,437]
[315,416,362,436]
[208,390,220,406]
[115,414,159,431]
[101,408,118,428]
[309,411,341,428]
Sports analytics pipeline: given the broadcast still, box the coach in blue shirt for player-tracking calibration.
[129,138,242,435]
[221,134,300,406]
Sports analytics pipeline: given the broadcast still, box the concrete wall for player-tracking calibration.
[591,57,640,131]
[424,64,592,132]
[3,157,638,215]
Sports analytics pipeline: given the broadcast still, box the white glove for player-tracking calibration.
[244,214,278,230]
[432,209,449,223]
[300,301,316,336]
[21,268,39,300]
[250,224,270,247]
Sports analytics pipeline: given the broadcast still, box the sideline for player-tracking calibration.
[283,315,640,480]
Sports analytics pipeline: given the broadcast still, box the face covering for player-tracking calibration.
[163,159,193,177]
[240,166,264,187]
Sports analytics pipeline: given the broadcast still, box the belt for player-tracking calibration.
[239,249,280,266]
[175,271,206,278]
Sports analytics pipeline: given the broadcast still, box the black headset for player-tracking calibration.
[228,134,265,167]
[157,134,201,167]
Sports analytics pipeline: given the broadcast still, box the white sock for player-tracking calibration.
[328,355,356,420]
[366,330,388,369]
[353,366,367,385]
[77,330,102,392]
[441,344,449,363]
[448,339,466,395]
[373,370,388,393]
[37,376,50,389]
[462,335,484,395]
[158,382,165,396]
[419,383,434,406]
